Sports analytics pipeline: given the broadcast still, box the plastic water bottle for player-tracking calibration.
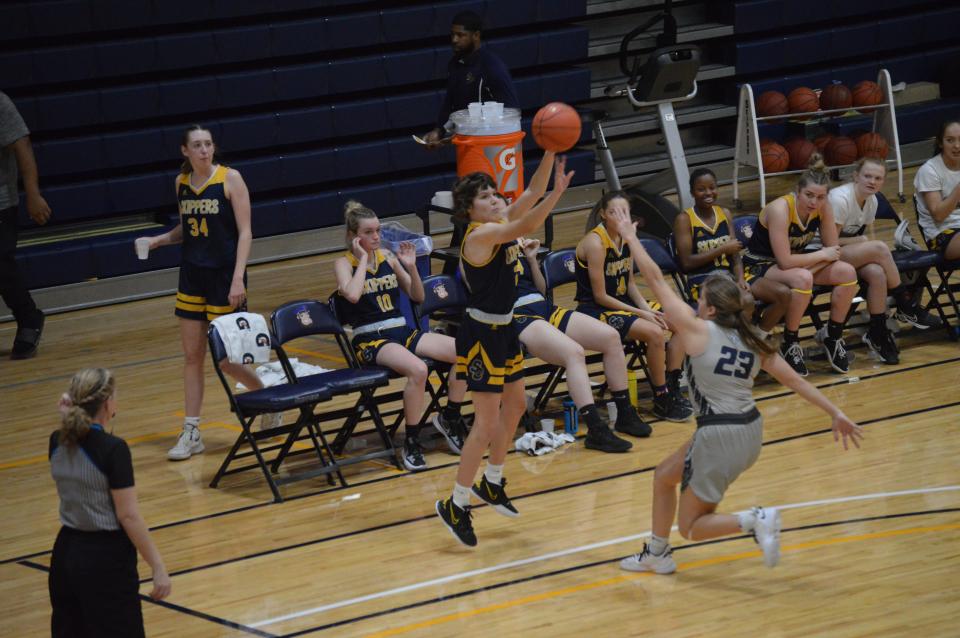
[562,400,578,434]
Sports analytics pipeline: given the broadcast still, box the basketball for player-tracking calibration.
[784,137,817,170]
[856,131,890,159]
[813,133,835,153]
[761,140,789,173]
[819,83,852,111]
[532,102,582,152]
[852,80,883,113]
[757,90,788,118]
[825,135,858,165]
[787,87,819,119]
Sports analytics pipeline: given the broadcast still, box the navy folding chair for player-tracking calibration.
[207,320,340,503]
[271,300,400,471]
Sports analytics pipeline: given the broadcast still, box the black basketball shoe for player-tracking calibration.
[613,404,652,438]
[472,475,519,518]
[435,497,476,547]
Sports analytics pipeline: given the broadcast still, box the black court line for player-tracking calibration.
[17,560,278,638]
[279,506,960,637]
[0,353,184,392]
[148,398,960,583]
[3,353,957,570]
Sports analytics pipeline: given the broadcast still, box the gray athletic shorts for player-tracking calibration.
[681,411,763,504]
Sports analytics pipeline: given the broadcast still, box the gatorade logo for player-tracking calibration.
[497,147,517,171]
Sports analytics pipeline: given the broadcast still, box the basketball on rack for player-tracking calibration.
[825,136,858,165]
[532,102,582,152]
[856,131,890,159]
[761,140,790,173]
[852,80,883,113]
[819,83,852,111]
[757,91,789,118]
[814,133,835,153]
[784,137,817,170]
[787,87,820,120]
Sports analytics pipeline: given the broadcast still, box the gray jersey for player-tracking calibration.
[684,321,760,418]
[0,91,29,210]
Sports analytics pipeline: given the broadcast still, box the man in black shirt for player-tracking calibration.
[422,11,520,148]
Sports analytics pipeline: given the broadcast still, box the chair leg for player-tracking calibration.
[363,391,401,470]
[209,415,284,503]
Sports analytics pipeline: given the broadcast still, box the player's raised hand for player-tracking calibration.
[552,155,574,195]
[351,236,367,262]
[397,241,417,268]
[521,237,541,257]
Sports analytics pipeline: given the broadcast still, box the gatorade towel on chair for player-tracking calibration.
[450,102,525,202]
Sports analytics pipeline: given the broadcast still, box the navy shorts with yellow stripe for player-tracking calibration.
[574,303,639,340]
[351,325,424,366]
[688,270,746,301]
[741,256,775,283]
[455,316,524,393]
[930,229,958,256]
[513,300,573,339]
[175,262,244,322]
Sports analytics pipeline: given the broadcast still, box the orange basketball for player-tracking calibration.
[532,102,582,152]
[819,83,852,112]
[784,137,817,170]
[761,140,789,173]
[787,87,819,120]
[852,80,882,114]
[757,91,788,118]
[825,135,858,166]
[813,134,835,153]
[856,131,889,159]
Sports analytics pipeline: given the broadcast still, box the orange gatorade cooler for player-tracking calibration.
[451,102,525,202]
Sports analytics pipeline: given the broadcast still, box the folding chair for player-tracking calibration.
[909,195,960,337]
[207,320,341,503]
[271,300,400,470]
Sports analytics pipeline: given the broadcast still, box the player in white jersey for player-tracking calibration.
[602,208,863,573]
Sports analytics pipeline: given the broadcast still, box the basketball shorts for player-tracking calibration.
[175,262,245,322]
[681,412,763,504]
[513,300,573,339]
[574,303,640,340]
[455,315,523,393]
[930,229,958,256]
[352,325,424,366]
[688,269,749,301]
[742,256,776,282]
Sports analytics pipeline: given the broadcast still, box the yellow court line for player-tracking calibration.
[360,521,960,638]
[282,345,346,364]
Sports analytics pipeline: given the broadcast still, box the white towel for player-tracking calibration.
[211,312,272,364]
[514,431,576,456]
[236,358,331,390]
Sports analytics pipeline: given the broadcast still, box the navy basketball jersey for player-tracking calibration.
[177,165,238,267]
[459,222,522,316]
[746,193,821,260]
[575,224,632,304]
[684,206,735,277]
[335,250,403,328]
[515,254,542,299]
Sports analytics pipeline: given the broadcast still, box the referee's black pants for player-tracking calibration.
[49,526,145,638]
[0,205,40,326]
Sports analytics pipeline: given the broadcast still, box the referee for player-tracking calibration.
[49,368,170,637]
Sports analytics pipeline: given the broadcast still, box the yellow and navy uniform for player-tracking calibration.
[174,165,243,322]
[456,222,524,392]
[683,206,738,299]
[512,255,572,338]
[573,223,640,339]
[335,250,422,365]
[743,193,821,279]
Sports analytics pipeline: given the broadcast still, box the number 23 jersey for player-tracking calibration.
[177,165,238,267]
[685,321,761,417]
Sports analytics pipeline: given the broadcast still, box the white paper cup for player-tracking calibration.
[135,237,151,260]
[432,191,453,209]
[540,418,555,434]
[468,102,482,118]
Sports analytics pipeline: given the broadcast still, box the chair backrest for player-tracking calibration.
[417,274,468,317]
[874,191,901,222]
[733,214,758,246]
[271,299,344,345]
[542,248,577,291]
[638,237,680,274]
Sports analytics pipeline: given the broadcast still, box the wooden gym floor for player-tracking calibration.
[0,169,957,637]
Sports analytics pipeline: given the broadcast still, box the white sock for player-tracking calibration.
[452,483,472,509]
[484,463,504,486]
[183,416,200,431]
[648,534,669,556]
[738,509,757,533]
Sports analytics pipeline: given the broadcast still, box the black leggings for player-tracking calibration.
[49,526,144,638]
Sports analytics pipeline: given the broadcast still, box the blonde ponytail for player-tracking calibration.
[702,274,777,356]
[343,199,378,248]
[797,152,829,191]
[59,368,115,447]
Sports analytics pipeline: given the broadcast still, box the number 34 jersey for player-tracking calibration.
[335,249,403,329]
[177,165,238,267]
[684,321,761,417]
